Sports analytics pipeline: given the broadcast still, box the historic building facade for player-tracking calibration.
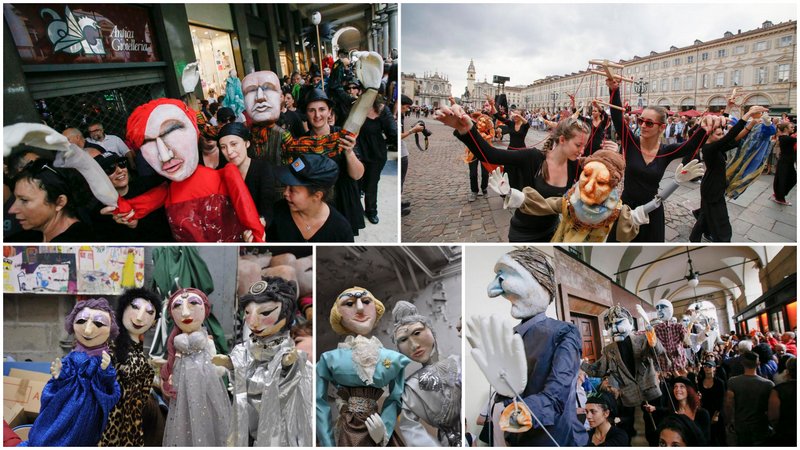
[401,71,452,108]
[462,59,525,111]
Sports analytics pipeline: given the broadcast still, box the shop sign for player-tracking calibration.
[755,303,765,312]
[5,4,161,65]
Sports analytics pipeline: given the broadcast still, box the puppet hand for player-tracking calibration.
[281,348,299,368]
[467,315,527,398]
[353,52,383,90]
[100,351,111,370]
[243,229,254,242]
[181,61,200,94]
[434,104,473,134]
[743,105,768,121]
[503,188,524,210]
[101,207,138,228]
[487,168,510,196]
[631,205,650,226]
[339,133,357,154]
[55,145,120,207]
[211,354,233,370]
[50,358,62,379]
[674,159,704,184]
[365,413,388,445]
[3,123,70,156]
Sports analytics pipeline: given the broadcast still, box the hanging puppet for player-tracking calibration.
[725,113,777,199]
[223,68,246,121]
[99,288,162,447]
[317,287,410,446]
[21,299,121,447]
[581,305,667,408]
[467,248,588,446]
[392,301,462,446]
[216,277,313,446]
[161,288,231,446]
[652,299,687,372]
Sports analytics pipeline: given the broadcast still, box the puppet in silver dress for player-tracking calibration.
[392,301,462,446]
[217,277,313,446]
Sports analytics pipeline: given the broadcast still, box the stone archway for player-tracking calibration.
[332,26,361,54]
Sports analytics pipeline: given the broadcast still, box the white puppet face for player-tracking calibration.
[337,289,378,336]
[170,292,206,333]
[681,315,691,327]
[655,299,674,322]
[122,298,157,338]
[73,307,112,347]
[244,301,284,337]
[488,254,550,320]
[394,321,436,364]
[243,71,281,124]
[611,316,633,341]
[139,104,199,182]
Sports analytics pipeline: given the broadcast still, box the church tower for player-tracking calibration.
[466,59,476,96]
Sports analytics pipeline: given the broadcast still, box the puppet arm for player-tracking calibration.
[315,355,335,447]
[637,159,705,215]
[343,52,383,135]
[379,357,408,443]
[219,164,265,242]
[396,386,440,446]
[114,183,169,219]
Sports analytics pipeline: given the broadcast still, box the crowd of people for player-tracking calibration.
[4,49,399,243]
[428,75,796,243]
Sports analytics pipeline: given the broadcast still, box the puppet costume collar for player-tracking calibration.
[248,331,292,362]
[566,186,622,230]
[74,342,111,357]
[339,335,383,385]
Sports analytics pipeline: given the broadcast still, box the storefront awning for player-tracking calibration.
[737,273,796,322]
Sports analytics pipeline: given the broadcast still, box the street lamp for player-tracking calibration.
[550,92,559,114]
[633,77,649,109]
[311,11,324,90]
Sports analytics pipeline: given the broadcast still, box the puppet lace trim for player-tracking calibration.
[339,335,382,385]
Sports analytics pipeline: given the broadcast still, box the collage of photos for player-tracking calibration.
[1,1,798,450]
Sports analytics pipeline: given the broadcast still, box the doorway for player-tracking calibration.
[571,312,601,363]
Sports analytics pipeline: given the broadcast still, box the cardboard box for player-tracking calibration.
[8,368,51,383]
[3,376,46,416]
[3,402,26,428]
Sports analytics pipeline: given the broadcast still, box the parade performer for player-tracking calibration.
[217,277,313,446]
[582,305,667,409]
[317,287,410,446]
[487,147,704,242]
[392,301,462,446]
[464,110,495,201]
[725,113,777,199]
[771,122,797,205]
[690,104,767,242]
[435,103,586,241]
[468,248,588,446]
[21,299,121,447]
[99,289,161,447]
[652,299,687,372]
[606,77,714,241]
[161,288,231,446]
[577,101,610,155]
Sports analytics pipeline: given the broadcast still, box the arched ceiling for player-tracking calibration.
[584,246,771,305]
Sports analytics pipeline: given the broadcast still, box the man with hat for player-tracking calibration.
[329,49,355,126]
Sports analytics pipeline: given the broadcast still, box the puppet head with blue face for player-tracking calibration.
[487,248,555,320]
[605,305,634,342]
[655,299,674,322]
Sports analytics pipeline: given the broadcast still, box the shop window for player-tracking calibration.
[32,83,164,140]
[190,25,236,100]
[759,312,769,332]
[786,301,797,331]
[771,311,785,334]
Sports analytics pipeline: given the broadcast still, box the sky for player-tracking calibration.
[401,3,797,96]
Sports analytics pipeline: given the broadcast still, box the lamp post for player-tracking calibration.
[633,77,649,109]
[550,91,559,114]
[311,11,324,90]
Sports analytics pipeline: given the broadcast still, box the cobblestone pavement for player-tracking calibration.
[401,118,796,243]
[356,154,398,243]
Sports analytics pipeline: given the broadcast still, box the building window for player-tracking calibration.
[754,41,767,52]
[661,79,668,91]
[672,77,680,90]
[732,70,741,86]
[701,52,709,61]
[651,62,658,70]
[662,60,669,69]
[687,55,694,63]
[674,57,681,66]
[715,72,725,87]
[778,35,793,47]
[652,80,658,93]
[635,66,640,73]
[734,45,746,55]
[756,67,767,84]
[717,49,727,58]
[701,74,709,88]
[777,64,790,82]
[684,76,694,90]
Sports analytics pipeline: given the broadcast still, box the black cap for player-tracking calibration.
[585,390,617,417]
[217,122,251,143]
[217,107,235,123]
[702,360,717,367]
[304,88,335,110]
[277,154,339,187]
[401,94,413,106]
[671,376,697,391]
[93,151,123,172]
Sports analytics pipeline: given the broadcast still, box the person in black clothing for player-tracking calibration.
[584,391,629,447]
[768,357,796,446]
[217,122,278,227]
[495,109,531,192]
[771,122,796,205]
[697,360,727,445]
[689,105,766,242]
[605,77,715,242]
[657,413,706,446]
[328,50,355,126]
[355,88,397,224]
[7,158,94,242]
[436,106,588,242]
[578,101,610,155]
[267,153,354,242]
[197,124,228,170]
[670,376,711,444]
[279,89,307,139]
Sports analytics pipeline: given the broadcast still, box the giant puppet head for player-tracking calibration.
[239,277,298,337]
[65,298,119,350]
[655,299,674,322]
[577,150,625,206]
[605,305,634,342]
[242,71,282,125]
[487,248,555,320]
[127,98,200,182]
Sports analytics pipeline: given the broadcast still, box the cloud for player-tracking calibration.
[401,3,797,96]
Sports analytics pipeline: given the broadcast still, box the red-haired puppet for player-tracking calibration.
[107,98,264,242]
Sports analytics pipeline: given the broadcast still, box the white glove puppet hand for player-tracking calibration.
[467,315,527,398]
[674,159,705,184]
[631,205,650,226]
[181,61,200,94]
[353,51,383,90]
[504,188,524,210]
[50,358,62,379]
[488,168,510,196]
[3,123,70,156]
[365,413,388,446]
[100,351,111,370]
[55,144,119,207]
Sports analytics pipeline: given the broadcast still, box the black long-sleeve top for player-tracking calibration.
[578,114,609,155]
[356,106,398,163]
[496,117,530,149]
[700,118,747,202]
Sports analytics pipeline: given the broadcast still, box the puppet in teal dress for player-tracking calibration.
[21,298,121,447]
[726,115,777,199]
[317,286,410,446]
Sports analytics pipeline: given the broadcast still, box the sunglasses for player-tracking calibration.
[102,159,127,175]
[636,118,663,128]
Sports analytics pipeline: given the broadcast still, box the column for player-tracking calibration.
[386,4,398,54]
[381,14,389,56]
[3,21,39,124]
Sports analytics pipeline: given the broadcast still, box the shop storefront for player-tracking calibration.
[4,3,167,138]
[185,4,242,101]
[736,273,797,335]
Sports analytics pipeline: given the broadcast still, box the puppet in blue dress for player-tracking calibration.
[21,298,121,447]
[316,286,410,446]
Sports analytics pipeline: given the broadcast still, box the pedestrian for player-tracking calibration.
[697,360,726,445]
[197,124,227,170]
[657,414,706,446]
[724,351,774,445]
[753,342,778,380]
[578,101,610,155]
[356,89,397,225]
[767,358,796,446]
[400,95,424,217]
[770,122,796,206]
[87,121,135,170]
[780,332,797,355]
